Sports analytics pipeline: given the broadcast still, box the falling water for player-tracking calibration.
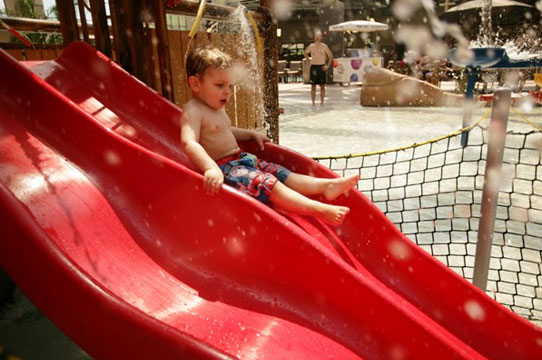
[227,5,266,127]
[233,84,238,127]
[479,0,494,46]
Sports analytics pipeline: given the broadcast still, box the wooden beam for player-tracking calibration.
[153,0,174,101]
[168,0,265,23]
[55,0,79,45]
[257,2,279,143]
[76,0,90,42]
[110,0,153,86]
[108,0,121,62]
[89,0,112,57]
[0,17,61,32]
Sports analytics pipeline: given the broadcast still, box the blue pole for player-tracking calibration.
[461,66,479,147]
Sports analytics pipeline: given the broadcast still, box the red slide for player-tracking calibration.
[0,42,540,359]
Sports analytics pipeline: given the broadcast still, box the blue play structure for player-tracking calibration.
[448,47,542,146]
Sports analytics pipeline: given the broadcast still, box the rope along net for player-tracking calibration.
[315,115,542,325]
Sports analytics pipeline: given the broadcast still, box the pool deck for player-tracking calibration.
[278,80,541,158]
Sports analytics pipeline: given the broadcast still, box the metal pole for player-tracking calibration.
[472,87,511,291]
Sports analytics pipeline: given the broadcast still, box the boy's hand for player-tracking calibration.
[204,167,224,195]
[252,132,270,151]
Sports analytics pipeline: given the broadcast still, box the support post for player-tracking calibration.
[56,0,79,46]
[153,0,174,101]
[257,1,280,143]
[89,0,112,58]
[461,66,479,147]
[472,87,511,291]
[76,0,90,43]
[110,0,153,86]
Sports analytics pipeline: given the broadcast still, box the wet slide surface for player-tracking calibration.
[1,42,541,359]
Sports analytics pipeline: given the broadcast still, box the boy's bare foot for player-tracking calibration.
[319,204,350,225]
[324,175,360,201]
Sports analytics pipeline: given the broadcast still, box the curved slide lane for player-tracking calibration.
[0,43,540,359]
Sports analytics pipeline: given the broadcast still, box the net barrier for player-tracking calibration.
[315,111,542,325]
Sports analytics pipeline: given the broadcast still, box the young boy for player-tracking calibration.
[180,46,358,225]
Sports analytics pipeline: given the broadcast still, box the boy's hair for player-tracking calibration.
[186,46,234,80]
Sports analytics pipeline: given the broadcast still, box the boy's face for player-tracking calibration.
[190,67,233,110]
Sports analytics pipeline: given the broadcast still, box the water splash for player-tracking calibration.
[227,5,266,126]
[394,0,470,58]
[479,0,494,47]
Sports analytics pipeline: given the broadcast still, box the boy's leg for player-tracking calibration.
[284,172,359,201]
[311,84,316,105]
[269,181,349,225]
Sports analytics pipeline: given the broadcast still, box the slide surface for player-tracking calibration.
[0,42,541,359]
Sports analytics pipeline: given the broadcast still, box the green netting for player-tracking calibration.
[316,124,542,325]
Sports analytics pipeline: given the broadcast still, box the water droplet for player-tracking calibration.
[464,300,486,321]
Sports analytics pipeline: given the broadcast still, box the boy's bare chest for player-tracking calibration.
[200,110,230,134]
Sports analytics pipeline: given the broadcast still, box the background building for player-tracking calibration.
[4,0,44,17]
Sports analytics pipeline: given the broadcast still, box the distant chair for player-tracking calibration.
[278,60,288,83]
[288,61,303,82]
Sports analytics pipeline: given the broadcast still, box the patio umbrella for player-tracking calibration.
[440,0,534,24]
[446,0,533,12]
[329,20,389,32]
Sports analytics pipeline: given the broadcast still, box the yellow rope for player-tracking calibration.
[313,108,492,160]
[511,107,542,132]
[188,0,206,39]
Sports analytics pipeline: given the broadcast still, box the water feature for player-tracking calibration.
[479,0,494,47]
[227,5,267,129]
[181,1,265,130]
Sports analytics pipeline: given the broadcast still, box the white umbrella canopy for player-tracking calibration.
[441,0,535,24]
[446,0,533,12]
[329,20,389,32]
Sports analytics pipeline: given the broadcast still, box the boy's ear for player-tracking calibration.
[188,75,200,92]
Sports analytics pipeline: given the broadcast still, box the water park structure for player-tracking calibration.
[1,1,542,359]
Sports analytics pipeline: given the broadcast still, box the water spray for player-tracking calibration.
[239,5,262,52]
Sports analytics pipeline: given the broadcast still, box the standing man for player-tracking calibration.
[304,30,333,106]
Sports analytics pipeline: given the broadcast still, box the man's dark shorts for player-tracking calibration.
[217,152,291,204]
[310,64,327,85]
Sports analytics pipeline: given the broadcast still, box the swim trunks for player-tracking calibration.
[217,151,291,204]
[310,64,327,85]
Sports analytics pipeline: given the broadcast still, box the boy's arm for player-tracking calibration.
[180,109,224,195]
[231,127,270,151]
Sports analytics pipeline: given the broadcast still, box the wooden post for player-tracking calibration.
[108,0,120,62]
[257,1,279,143]
[109,0,153,86]
[153,0,174,101]
[76,0,90,43]
[89,0,112,58]
[56,0,79,46]
[472,88,511,291]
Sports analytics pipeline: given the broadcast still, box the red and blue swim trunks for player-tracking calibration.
[217,151,291,204]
